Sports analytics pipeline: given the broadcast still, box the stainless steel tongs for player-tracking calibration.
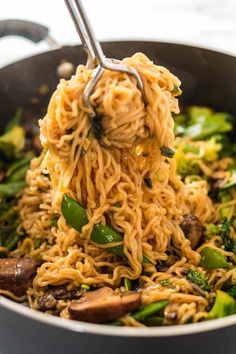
[64,0,147,117]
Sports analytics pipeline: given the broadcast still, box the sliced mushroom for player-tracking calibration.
[39,286,84,312]
[69,287,141,323]
[180,214,203,250]
[0,258,40,296]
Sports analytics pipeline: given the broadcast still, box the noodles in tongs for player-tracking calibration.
[64,0,147,117]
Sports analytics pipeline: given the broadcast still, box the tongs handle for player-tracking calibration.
[64,0,105,68]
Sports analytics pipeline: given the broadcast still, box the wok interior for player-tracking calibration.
[0,41,236,334]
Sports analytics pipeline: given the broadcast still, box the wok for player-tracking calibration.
[0,19,236,354]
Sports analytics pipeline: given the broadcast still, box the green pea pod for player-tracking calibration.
[90,224,124,258]
[132,300,168,322]
[200,247,229,269]
[7,155,33,177]
[7,164,29,182]
[208,290,235,319]
[4,232,20,250]
[62,194,152,262]
[0,181,27,198]
[61,194,88,232]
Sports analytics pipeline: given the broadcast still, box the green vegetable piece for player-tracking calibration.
[34,238,43,248]
[62,195,153,262]
[160,279,170,287]
[172,85,182,96]
[7,164,29,182]
[219,218,236,253]
[226,286,236,299]
[132,300,168,322]
[142,316,164,326]
[50,217,59,227]
[0,125,25,151]
[4,108,22,133]
[183,144,200,154]
[5,232,20,251]
[81,284,90,290]
[204,224,219,239]
[186,269,210,291]
[160,147,175,158]
[7,155,33,177]
[61,194,88,232]
[90,224,124,258]
[208,290,235,319]
[200,247,229,269]
[144,177,153,188]
[184,112,231,140]
[0,181,27,198]
[123,277,132,291]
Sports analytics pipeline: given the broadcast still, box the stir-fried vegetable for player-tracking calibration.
[132,300,168,322]
[61,194,88,232]
[208,290,235,319]
[186,269,210,291]
[175,106,232,140]
[200,247,230,269]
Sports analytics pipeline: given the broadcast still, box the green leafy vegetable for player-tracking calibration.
[186,269,210,291]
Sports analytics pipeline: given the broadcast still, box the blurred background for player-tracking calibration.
[0,0,236,68]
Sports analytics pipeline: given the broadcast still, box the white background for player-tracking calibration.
[0,0,236,67]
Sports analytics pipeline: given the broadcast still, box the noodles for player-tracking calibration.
[15,52,235,326]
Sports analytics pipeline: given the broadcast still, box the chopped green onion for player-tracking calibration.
[160,147,175,158]
[144,177,153,188]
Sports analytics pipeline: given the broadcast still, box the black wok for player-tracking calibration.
[0,20,236,354]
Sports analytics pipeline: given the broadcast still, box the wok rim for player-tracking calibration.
[1,40,236,338]
[1,295,236,337]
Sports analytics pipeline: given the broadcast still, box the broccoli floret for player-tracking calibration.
[202,137,222,162]
[219,218,236,253]
[226,286,236,299]
[186,269,210,291]
[205,223,219,238]
[177,158,200,179]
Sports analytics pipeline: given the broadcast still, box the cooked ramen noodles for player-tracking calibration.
[1,52,236,326]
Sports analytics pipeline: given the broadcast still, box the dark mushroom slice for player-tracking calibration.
[180,214,203,250]
[0,258,40,296]
[39,286,85,312]
[69,287,141,323]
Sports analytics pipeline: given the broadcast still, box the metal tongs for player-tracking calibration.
[64,0,147,117]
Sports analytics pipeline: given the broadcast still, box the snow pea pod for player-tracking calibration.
[61,194,88,232]
[0,181,27,198]
[200,247,229,269]
[7,164,29,182]
[62,194,151,262]
[90,224,125,258]
[132,300,168,322]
